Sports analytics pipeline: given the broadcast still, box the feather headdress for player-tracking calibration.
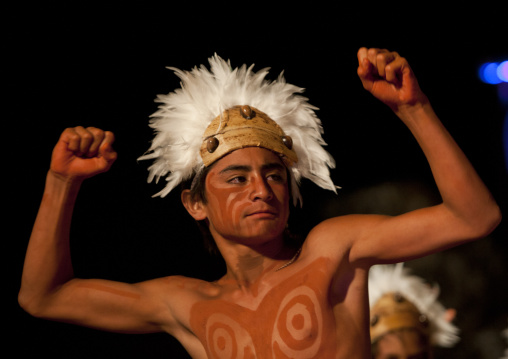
[502,324,508,359]
[368,263,460,348]
[138,54,337,205]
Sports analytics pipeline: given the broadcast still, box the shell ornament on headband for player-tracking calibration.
[368,263,460,348]
[138,54,337,206]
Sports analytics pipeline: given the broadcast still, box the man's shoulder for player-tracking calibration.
[139,275,221,301]
[304,214,383,257]
[159,275,219,292]
[307,214,365,240]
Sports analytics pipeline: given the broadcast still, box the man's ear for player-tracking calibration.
[181,189,207,221]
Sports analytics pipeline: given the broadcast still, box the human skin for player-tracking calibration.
[18,48,501,358]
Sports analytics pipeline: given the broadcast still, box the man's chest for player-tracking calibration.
[189,258,338,358]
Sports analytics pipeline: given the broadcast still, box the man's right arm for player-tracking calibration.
[18,127,180,334]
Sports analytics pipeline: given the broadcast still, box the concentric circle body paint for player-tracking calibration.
[190,258,338,358]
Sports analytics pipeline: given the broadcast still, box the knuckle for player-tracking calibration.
[81,131,93,141]
[87,127,104,137]
[376,53,387,63]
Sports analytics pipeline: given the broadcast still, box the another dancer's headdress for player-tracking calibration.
[368,263,459,348]
[138,54,337,205]
[501,324,508,359]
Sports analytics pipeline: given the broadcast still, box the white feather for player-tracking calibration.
[502,325,508,359]
[368,263,460,348]
[139,54,337,204]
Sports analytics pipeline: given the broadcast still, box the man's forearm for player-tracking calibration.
[399,101,501,235]
[19,171,83,312]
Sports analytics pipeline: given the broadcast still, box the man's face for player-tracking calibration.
[201,147,290,245]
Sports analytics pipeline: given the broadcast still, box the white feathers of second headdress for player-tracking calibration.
[369,263,460,348]
[138,54,337,205]
[501,324,508,359]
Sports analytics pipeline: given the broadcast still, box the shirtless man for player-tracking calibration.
[18,48,501,358]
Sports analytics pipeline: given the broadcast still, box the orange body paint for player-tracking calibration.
[77,282,141,300]
[190,258,338,358]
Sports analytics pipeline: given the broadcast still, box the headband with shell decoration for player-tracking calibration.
[138,54,337,206]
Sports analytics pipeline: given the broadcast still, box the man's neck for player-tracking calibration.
[216,237,296,290]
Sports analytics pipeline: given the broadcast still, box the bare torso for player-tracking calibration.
[165,231,371,359]
[18,48,502,359]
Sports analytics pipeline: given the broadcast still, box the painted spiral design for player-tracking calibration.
[272,285,323,358]
[205,312,256,359]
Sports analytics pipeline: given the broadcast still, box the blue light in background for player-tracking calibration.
[479,59,508,171]
[497,61,508,82]
[479,61,508,84]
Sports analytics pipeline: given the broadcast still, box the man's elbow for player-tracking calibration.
[18,289,47,319]
[473,202,502,238]
[487,203,502,233]
[18,290,35,316]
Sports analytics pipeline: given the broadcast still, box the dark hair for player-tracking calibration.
[180,165,218,254]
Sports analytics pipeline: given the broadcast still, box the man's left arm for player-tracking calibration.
[345,47,501,263]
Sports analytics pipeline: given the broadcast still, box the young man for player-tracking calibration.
[19,48,501,358]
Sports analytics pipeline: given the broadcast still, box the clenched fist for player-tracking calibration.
[357,47,428,114]
[50,126,117,180]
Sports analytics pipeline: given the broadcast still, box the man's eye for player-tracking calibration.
[228,176,246,184]
[267,173,285,182]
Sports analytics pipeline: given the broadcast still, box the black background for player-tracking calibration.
[8,4,508,358]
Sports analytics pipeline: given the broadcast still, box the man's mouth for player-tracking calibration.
[246,209,277,218]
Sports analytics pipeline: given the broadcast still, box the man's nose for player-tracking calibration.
[249,176,273,201]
